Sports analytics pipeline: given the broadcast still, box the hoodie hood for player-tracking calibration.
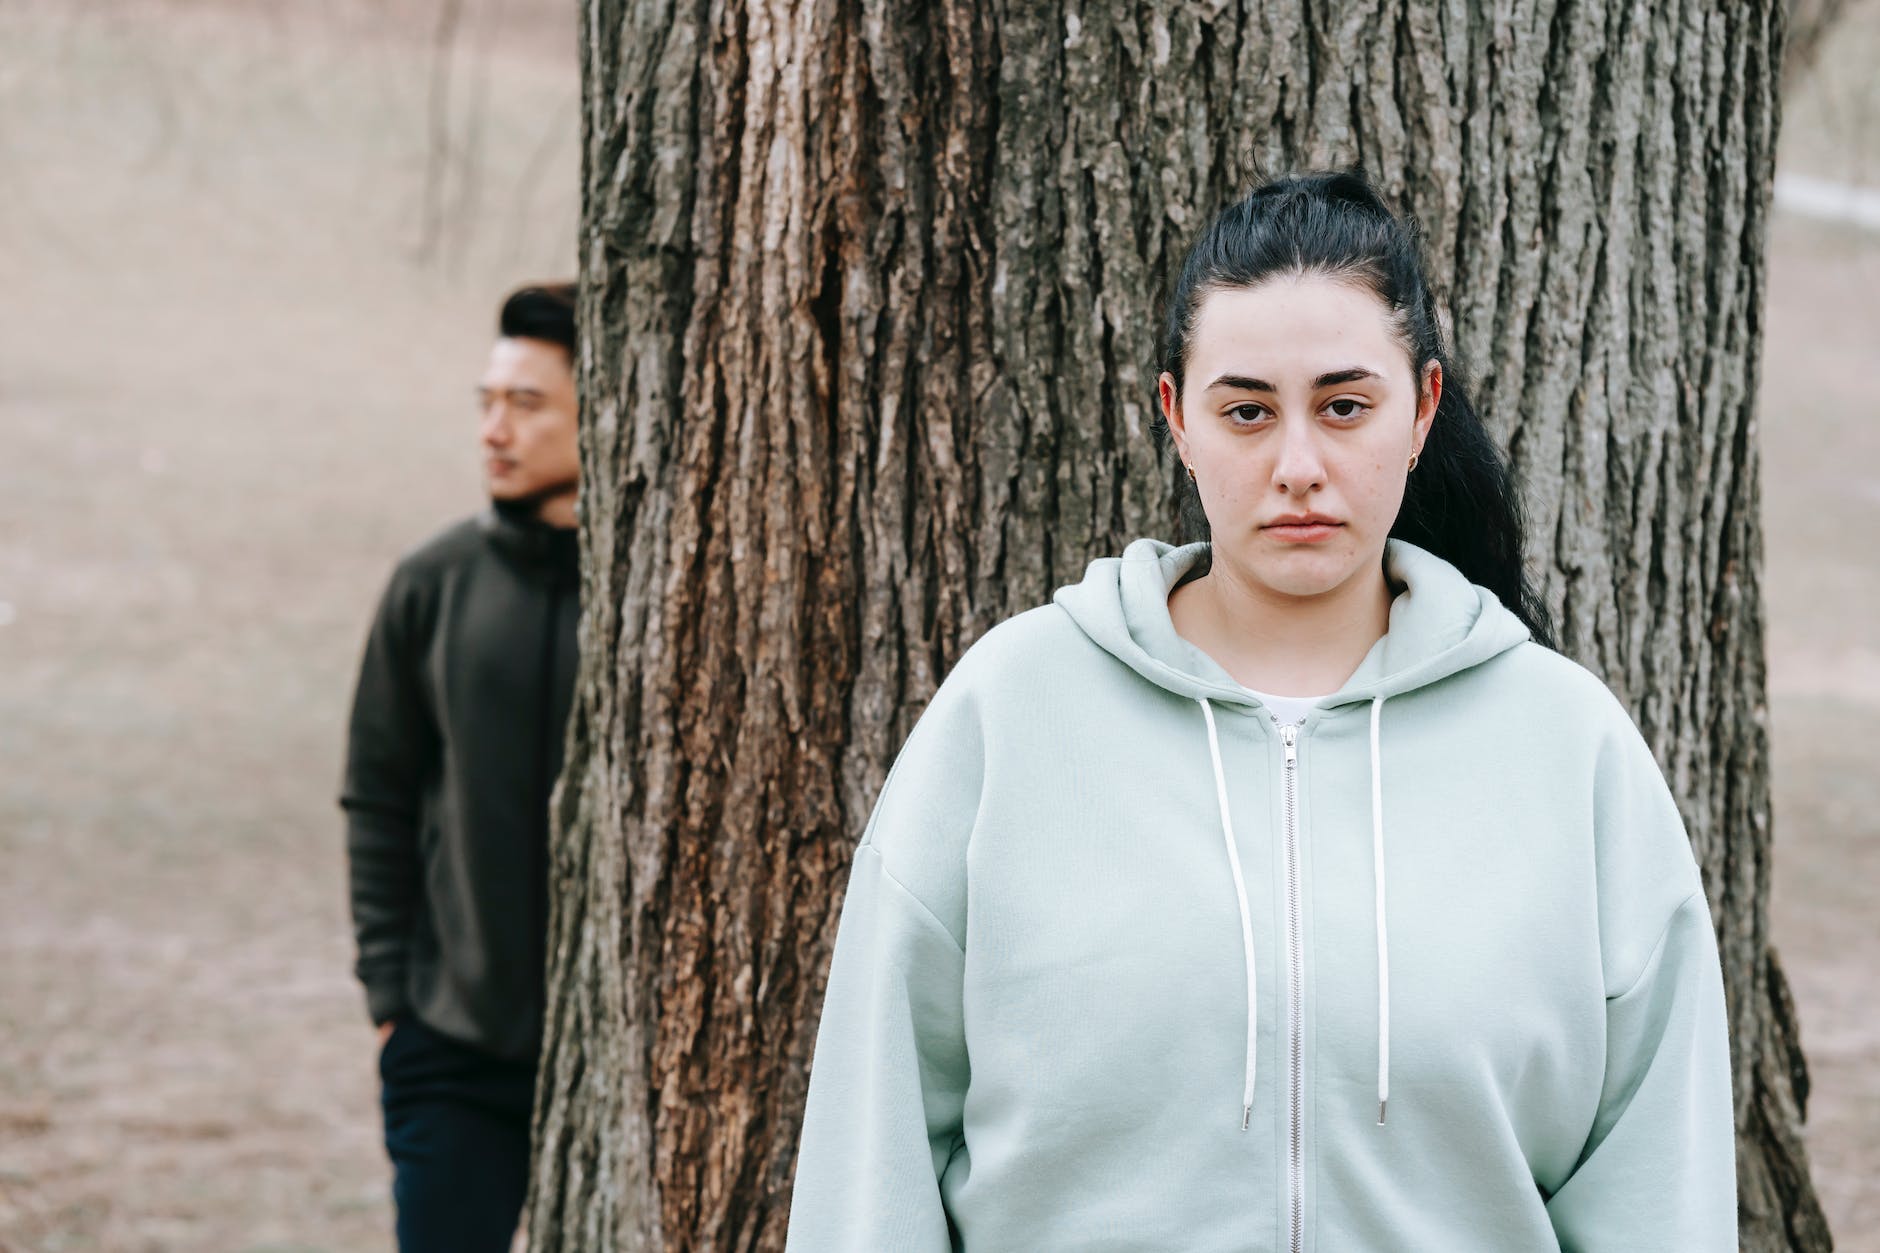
[1054,535,1533,1130]
[1052,536,1531,708]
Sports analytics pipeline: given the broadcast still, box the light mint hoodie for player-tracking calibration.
[787,538,1736,1252]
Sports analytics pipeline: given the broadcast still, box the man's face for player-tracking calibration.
[477,337,579,507]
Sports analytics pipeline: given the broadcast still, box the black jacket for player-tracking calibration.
[341,502,578,1061]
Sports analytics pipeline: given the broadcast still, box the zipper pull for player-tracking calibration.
[1280,723,1298,768]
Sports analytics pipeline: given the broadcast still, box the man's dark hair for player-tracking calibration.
[499,282,577,359]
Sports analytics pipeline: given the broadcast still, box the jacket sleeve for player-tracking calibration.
[339,567,435,1026]
[786,677,982,1253]
[1545,710,1738,1250]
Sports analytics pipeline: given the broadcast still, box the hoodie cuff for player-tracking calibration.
[362,975,410,1026]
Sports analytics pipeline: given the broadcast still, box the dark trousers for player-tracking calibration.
[379,1016,537,1253]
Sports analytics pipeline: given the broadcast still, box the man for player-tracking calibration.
[341,282,580,1251]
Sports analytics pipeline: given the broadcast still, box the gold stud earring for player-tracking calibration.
[1185,464,1197,482]
[1407,452,1420,472]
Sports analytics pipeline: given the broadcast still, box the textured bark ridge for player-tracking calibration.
[531,0,1828,1248]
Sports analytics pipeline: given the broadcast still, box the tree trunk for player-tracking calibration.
[529,0,1829,1248]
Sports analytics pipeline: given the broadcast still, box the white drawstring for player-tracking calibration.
[1197,694,1391,1132]
[1370,695,1391,1126]
[1198,697,1258,1131]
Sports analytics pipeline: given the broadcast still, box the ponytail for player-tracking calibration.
[1392,351,1553,644]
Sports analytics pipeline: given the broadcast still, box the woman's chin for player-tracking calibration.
[1237,542,1368,600]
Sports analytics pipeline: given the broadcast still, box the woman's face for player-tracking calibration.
[1159,275,1439,602]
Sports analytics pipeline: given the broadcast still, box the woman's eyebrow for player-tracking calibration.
[1312,367,1383,387]
[1205,373,1276,393]
[1204,367,1384,393]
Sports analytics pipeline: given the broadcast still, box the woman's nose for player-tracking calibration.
[1271,416,1327,495]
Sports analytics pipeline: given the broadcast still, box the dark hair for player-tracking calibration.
[1153,169,1553,647]
[499,281,577,359]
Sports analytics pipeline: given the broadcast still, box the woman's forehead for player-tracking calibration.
[1189,279,1408,382]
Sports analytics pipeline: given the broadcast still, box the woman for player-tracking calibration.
[787,170,1735,1251]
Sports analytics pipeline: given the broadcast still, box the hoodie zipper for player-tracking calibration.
[1280,721,1304,1253]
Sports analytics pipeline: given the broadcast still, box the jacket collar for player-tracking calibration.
[480,499,579,585]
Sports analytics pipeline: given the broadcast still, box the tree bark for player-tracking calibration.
[530,0,1829,1248]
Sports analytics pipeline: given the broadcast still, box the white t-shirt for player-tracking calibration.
[1239,688,1321,727]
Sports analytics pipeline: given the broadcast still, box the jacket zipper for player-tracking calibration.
[1280,721,1304,1253]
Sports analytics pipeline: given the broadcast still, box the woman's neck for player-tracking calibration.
[1168,553,1393,696]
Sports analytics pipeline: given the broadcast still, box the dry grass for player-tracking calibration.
[0,0,1874,1248]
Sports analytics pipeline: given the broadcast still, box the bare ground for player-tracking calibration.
[1762,207,1880,1248]
[0,2,577,1247]
[0,1,1874,1249]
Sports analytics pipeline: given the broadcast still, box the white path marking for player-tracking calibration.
[1775,173,1880,232]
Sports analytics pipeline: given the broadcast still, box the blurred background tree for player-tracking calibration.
[532,2,1835,1250]
[1786,0,1856,84]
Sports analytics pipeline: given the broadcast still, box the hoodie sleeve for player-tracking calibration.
[339,565,437,1027]
[1545,890,1736,1250]
[1544,705,1737,1250]
[786,677,982,1253]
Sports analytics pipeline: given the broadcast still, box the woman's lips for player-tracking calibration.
[1263,521,1343,543]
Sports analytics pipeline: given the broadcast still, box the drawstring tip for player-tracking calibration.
[1376,1099,1388,1126]
[1241,1104,1252,1132]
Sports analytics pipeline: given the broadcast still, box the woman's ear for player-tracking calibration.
[1159,372,1187,461]
[1414,361,1442,457]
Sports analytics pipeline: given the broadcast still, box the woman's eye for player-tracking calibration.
[1326,398,1368,420]
[1227,404,1268,425]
